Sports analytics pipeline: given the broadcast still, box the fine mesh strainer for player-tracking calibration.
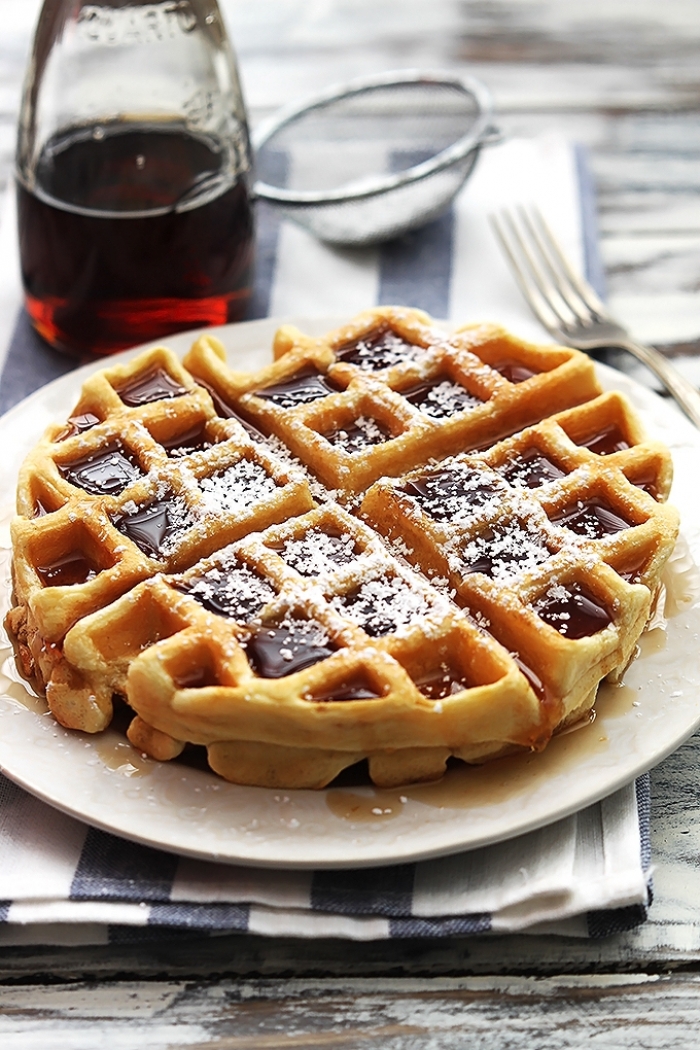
[252,70,499,247]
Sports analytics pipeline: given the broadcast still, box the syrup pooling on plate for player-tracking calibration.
[332,575,432,637]
[459,519,554,579]
[198,458,279,515]
[403,463,503,523]
[533,582,613,639]
[243,616,338,677]
[402,377,482,419]
[277,529,359,577]
[324,416,392,453]
[550,498,632,539]
[254,366,340,407]
[335,324,427,371]
[59,442,144,496]
[179,554,276,621]
[115,366,187,407]
[500,447,567,489]
[112,494,196,559]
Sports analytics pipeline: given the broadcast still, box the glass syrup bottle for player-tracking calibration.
[16,0,254,356]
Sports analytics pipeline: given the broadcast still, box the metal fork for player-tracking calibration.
[490,205,700,429]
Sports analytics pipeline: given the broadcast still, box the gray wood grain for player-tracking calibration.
[4,974,700,1048]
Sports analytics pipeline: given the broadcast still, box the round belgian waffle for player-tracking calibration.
[5,308,679,788]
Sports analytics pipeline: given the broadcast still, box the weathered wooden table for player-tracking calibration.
[2,1,700,1045]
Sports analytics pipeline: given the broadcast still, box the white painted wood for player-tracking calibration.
[5,975,700,1047]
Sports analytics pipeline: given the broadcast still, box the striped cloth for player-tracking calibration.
[0,134,652,943]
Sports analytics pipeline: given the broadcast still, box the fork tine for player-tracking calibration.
[527,205,607,318]
[516,205,593,326]
[491,209,576,331]
[492,207,700,431]
[489,212,560,333]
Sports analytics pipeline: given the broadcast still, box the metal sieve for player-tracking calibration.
[252,69,499,247]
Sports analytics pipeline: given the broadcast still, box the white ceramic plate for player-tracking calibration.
[1,318,699,870]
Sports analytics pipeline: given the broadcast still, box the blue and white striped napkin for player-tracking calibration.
[0,774,650,945]
[0,135,652,944]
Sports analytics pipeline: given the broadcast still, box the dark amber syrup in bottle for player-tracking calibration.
[17,122,254,356]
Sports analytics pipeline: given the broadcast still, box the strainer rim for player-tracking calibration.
[251,69,495,206]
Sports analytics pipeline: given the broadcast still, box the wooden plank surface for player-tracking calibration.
[4,974,700,1048]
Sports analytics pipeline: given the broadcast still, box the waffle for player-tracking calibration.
[5,307,679,789]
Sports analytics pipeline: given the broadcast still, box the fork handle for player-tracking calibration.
[615,337,700,430]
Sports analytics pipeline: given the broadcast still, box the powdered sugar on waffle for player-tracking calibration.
[327,416,389,453]
[414,380,481,419]
[198,458,278,516]
[259,433,339,505]
[183,552,276,621]
[407,460,505,524]
[457,517,554,581]
[280,529,358,577]
[535,582,573,633]
[332,574,434,637]
[158,497,198,556]
[349,329,427,371]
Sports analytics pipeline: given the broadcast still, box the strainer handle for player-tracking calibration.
[480,125,504,147]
